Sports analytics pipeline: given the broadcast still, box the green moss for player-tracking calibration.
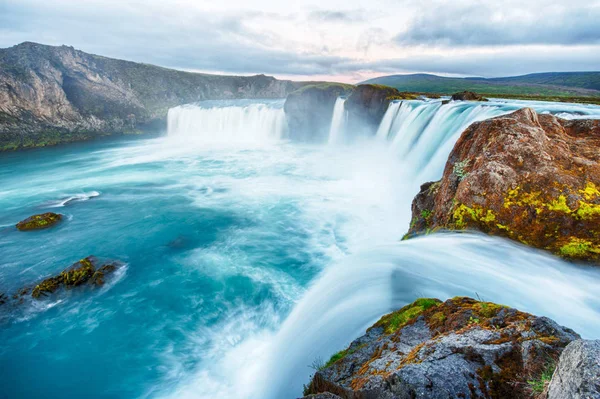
[372,298,441,334]
[547,195,572,213]
[421,209,432,219]
[452,204,496,229]
[559,238,600,258]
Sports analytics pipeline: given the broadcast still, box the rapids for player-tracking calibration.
[1,97,600,399]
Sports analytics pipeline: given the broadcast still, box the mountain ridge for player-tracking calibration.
[0,42,303,151]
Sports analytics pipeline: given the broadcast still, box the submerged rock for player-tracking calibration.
[16,212,62,231]
[405,108,600,263]
[302,297,579,399]
[31,256,119,298]
[547,340,600,399]
[451,91,488,101]
[284,83,354,142]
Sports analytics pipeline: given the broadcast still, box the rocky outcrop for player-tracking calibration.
[345,84,418,136]
[405,108,600,263]
[5,256,120,302]
[16,212,62,231]
[284,83,354,142]
[547,340,600,399]
[451,91,488,101]
[0,42,302,151]
[302,297,579,399]
[284,83,420,141]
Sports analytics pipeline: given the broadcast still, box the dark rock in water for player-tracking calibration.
[16,212,62,231]
[303,297,579,399]
[345,84,417,137]
[284,83,354,142]
[0,42,302,151]
[451,91,488,101]
[31,256,119,298]
[405,108,600,263]
[0,293,7,306]
[547,340,600,399]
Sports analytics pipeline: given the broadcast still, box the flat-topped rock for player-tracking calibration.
[16,212,62,231]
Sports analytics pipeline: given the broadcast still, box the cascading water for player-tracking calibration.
[3,96,600,399]
[327,97,347,145]
[167,99,288,143]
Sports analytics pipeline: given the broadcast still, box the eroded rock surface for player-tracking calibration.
[547,340,600,399]
[303,297,579,399]
[405,108,600,263]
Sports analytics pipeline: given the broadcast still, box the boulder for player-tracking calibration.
[405,108,600,263]
[451,91,488,101]
[284,83,354,142]
[547,340,600,399]
[304,297,579,399]
[16,212,62,231]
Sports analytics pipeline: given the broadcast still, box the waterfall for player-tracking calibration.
[327,97,347,144]
[167,100,287,143]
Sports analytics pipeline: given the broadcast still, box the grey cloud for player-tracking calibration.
[395,2,600,46]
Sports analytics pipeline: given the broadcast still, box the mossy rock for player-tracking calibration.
[30,256,119,299]
[304,297,579,399]
[16,212,62,231]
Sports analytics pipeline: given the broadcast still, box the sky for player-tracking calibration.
[1,0,600,83]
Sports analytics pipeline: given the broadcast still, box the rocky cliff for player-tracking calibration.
[0,42,302,150]
[302,297,580,399]
[284,83,418,141]
[405,108,600,263]
[284,83,354,142]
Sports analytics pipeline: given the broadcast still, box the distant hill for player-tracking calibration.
[363,72,600,98]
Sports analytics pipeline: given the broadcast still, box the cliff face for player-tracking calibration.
[0,42,301,150]
[405,108,600,263]
[283,83,354,142]
[284,83,417,141]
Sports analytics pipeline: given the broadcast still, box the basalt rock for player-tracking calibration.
[451,91,488,102]
[0,42,302,151]
[345,84,418,137]
[16,212,62,231]
[31,256,119,298]
[405,108,600,263]
[547,340,600,399]
[284,83,354,142]
[302,297,579,399]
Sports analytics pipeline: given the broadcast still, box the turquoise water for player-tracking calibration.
[2,98,600,398]
[0,135,408,398]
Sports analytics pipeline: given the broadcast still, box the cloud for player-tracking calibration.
[1,0,600,81]
[307,10,367,23]
[394,1,600,46]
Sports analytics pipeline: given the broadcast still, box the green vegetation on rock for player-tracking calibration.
[15,212,62,231]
